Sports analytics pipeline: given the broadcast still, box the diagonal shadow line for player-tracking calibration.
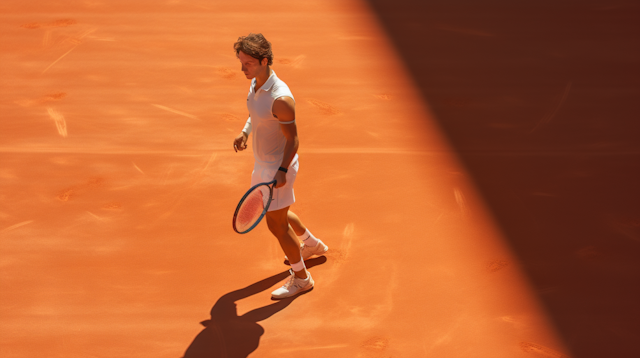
[182,256,327,358]
[365,1,640,357]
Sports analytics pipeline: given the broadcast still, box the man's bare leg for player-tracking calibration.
[282,210,327,264]
[266,206,307,279]
[287,211,307,237]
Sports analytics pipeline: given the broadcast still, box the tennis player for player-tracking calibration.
[232,33,328,299]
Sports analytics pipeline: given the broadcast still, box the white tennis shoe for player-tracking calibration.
[285,239,329,264]
[271,270,314,300]
[302,239,329,259]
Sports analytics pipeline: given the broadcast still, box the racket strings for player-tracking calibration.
[235,186,269,232]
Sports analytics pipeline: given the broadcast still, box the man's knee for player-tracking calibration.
[266,211,289,236]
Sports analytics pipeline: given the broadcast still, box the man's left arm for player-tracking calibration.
[272,96,298,188]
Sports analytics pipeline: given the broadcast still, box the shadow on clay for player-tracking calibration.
[182,256,327,358]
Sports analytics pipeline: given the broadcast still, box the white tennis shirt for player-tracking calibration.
[246,70,296,167]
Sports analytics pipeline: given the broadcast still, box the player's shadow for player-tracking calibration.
[182,256,327,358]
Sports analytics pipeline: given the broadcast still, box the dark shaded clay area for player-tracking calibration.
[366,1,640,357]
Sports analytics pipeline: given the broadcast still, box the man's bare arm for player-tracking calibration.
[272,97,298,187]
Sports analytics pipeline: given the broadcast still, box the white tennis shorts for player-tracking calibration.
[250,154,299,212]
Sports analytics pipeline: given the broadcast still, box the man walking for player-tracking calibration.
[232,33,328,299]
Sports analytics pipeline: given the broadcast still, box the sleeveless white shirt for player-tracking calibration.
[247,70,296,167]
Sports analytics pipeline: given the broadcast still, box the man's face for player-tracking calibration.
[238,51,267,80]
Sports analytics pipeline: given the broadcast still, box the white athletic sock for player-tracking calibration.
[299,229,319,247]
[290,259,307,274]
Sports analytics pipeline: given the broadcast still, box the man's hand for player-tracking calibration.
[233,132,248,152]
[274,170,287,188]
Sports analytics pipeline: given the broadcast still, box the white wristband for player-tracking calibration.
[242,117,252,135]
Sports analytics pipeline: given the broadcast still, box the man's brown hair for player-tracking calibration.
[233,33,273,66]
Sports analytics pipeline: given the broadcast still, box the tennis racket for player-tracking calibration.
[232,180,276,234]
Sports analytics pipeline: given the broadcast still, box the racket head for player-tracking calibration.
[232,180,276,234]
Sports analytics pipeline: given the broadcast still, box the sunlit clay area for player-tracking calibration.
[1,1,639,357]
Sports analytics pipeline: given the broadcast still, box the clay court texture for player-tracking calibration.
[1,1,639,357]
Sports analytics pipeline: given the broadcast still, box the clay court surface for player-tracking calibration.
[1,1,638,357]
